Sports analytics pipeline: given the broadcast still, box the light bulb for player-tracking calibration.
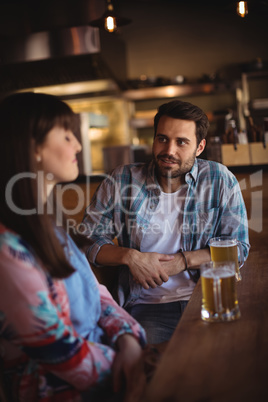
[105,15,117,32]
[89,0,131,33]
[237,1,248,18]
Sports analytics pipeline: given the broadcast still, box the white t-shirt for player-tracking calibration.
[134,185,196,304]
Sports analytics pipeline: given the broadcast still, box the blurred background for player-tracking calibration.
[0,0,268,174]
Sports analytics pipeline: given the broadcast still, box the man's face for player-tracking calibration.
[153,116,205,184]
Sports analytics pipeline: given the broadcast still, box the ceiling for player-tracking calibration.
[0,0,267,94]
[0,0,105,38]
[0,0,267,38]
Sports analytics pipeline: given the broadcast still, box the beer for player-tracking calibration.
[209,237,244,281]
[200,262,241,322]
[210,241,239,269]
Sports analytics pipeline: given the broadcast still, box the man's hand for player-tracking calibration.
[95,244,210,288]
[160,252,186,276]
[95,244,174,289]
[161,248,211,276]
[127,249,174,289]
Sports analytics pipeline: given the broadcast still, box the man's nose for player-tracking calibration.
[165,141,177,155]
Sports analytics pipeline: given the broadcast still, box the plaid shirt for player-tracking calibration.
[83,159,250,307]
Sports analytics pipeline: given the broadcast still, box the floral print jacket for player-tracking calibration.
[0,223,146,401]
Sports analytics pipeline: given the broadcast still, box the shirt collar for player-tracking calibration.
[185,158,198,184]
[146,160,161,195]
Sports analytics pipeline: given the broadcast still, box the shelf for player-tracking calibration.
[125,80,238,141]
[129,109,156,128]
[242,70,268,80]
[123,82,234,101]
[251,98,268,110]
[240,70,268,130]
[129,108,215,129]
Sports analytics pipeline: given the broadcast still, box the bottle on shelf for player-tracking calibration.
[246,115,262,143]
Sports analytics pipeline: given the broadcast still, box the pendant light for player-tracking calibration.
[237,1,249,17]
[89,0,132,33]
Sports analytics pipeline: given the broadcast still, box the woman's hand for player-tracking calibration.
[113,334,147,402]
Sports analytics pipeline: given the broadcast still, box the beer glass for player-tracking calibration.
[200,261,241,323]
[208,236,245,281]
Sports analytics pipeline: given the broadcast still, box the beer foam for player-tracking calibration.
[210,240,236,247]
[202,267,234,279]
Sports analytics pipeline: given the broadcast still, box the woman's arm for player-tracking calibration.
[97,282,147,347]
[0,237,115,391]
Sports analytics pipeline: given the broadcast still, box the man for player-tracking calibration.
[82,100,250,344]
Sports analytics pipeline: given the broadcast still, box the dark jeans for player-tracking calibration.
[127,300,188,344]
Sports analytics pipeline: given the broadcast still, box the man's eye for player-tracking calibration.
[158,137,166,143]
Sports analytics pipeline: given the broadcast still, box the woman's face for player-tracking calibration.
[35,126,82,187]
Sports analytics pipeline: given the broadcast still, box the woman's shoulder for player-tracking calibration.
[0,222,36,267]
[0,222,25,250]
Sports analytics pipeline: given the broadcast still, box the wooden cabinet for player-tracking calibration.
[221,144,251,167]
[249,142,268,165]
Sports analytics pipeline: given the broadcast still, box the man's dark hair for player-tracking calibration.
[154,100,209,144]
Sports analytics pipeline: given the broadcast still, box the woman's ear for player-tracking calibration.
[34,142,42,163]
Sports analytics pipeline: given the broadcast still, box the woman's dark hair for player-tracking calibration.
[154,100,209,145]
[0,92,85,279]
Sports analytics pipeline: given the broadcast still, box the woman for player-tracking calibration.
[0,92,147,402]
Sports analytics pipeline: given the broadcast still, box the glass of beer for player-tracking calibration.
[200,261,241,323]
[208,236,244,281]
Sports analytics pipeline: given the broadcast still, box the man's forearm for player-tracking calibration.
[184,248,211,269]
[161,248,211,276]
[95,243,134,266]
[94,244,174,289]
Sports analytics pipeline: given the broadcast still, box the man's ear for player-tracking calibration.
[196,139,206,157]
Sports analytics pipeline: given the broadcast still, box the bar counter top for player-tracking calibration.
[142,248,268,402]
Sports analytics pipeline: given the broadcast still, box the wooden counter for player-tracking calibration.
[143,249,268,402]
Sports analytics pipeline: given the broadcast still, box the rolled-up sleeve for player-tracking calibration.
[218,177,250,260]
[82,177,119,265]
[97,283,147,347]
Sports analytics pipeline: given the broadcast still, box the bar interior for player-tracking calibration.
[0,1,267,401]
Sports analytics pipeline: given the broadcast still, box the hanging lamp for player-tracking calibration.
[89,0,132,33]
[236,1,249,17]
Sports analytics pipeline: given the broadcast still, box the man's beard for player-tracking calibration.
[153,152,196,179]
